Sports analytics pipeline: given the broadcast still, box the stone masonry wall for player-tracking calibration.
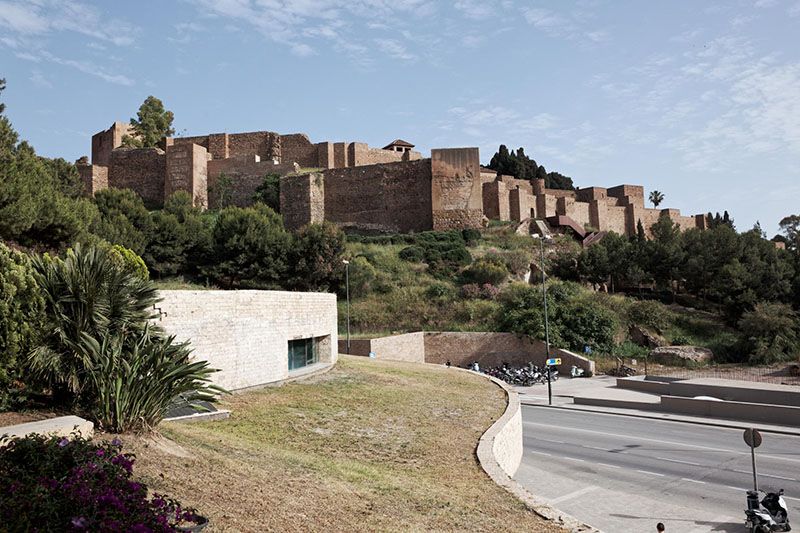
[108,147,166,208]
[348,142,422,166]
[91,122,132,166]
[431,148,483,231]
[337,332,425,362]
[166,143,208,208]
[157,290,338,391]
[280,172,325,231]
[207,156,298,209]
[77,162,108,196]
[321,159,433,234]
[281,134,319,168]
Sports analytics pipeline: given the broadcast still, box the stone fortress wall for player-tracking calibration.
[78,121,708,236]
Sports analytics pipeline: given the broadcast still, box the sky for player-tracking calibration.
[1,0,799,237]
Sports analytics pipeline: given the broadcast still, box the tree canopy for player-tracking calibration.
[123,96,175,148]
[486,145,575,190]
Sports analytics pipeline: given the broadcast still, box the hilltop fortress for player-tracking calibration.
[77,123,708,237]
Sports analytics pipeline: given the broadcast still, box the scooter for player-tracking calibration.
[745,488,791,532]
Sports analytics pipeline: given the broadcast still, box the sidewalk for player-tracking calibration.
[515,375,800,436]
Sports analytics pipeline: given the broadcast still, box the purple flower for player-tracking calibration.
[111,438,122,447]
[58,438,69,447]
[95,449,105,457]
[71,516,88,528]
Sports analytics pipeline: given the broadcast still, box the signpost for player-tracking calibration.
[744,428,763,492]
[545,358,560,405]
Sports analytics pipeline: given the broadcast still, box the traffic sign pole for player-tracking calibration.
[744,428,762,492]
[544,358,560,406]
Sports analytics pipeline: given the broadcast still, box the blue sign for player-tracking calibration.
[585,345,592,355]
[546,358,562,366]
[368,352,376,358]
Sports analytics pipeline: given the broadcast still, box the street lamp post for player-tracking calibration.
[342,259,351,354]
[536,235,552,405]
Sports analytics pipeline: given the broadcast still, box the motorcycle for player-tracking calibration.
[745,488,791,532]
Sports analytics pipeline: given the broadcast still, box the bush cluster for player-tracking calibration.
[0,433,197,532]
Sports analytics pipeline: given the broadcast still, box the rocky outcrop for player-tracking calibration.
[629,325,667,348]
[650,345,713,365]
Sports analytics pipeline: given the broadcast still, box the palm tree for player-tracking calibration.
[649,190,664,208]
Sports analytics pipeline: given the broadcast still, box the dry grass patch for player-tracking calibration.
[119,356,563,532]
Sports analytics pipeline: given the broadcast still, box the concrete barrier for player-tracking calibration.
[661,396,800,426]
[0,415,94,446]
[616,377,670,395]
[667,381,800,407]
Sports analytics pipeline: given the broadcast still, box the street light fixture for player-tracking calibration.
[342,259,350,354]
[534,234,553,405]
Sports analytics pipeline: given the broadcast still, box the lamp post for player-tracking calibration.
[342,259,350,354]
[535,235,552,405]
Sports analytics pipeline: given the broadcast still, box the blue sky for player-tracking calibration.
[1,0,799,237]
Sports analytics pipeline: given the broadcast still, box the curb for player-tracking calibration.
[450,367,602,533]
[520,399,800,436]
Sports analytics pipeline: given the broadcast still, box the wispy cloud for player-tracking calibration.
[16,49,133,86]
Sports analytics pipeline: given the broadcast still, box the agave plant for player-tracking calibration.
[29,243,159,403]
[66,325,225,432]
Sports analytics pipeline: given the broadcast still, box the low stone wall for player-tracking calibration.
[344,331,594,374]
[338,332,425,362]
[661,396,800,426]
[157,290,337,391]
[0,416,93,446]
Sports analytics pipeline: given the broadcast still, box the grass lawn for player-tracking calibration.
[119,356,564,532]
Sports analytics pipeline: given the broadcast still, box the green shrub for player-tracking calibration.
[399,245,425,262]
[671,335,691,346]
[202,204,290,289]
[558,299,618,353]
[91,188,154,256]
[108,244,149,281]
[0,243,45,408]
[290,221,346,292]
[29,244,160,404]
[426,281,453,299]
[74,326,224,432]
[252,172,281,212]
[738,302,800,364]
[346,233,363,243]
[628,299,671,334]
[348,256,376,297]
[502,249,531,276]
[461,228,481,243]
[469,256,509,285]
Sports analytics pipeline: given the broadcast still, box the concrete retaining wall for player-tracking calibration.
[667,381,800,407]
[616,377,670,395]
[158,290,338,391]
[0,416,93,446]
[661,396,800,426]
[344,331,594,374]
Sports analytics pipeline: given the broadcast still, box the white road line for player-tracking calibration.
[636,470,665,477]
[564,457,584,462]
[523,420,800,464]
[724,485,745,492]
[655,457,703,467]
[529,451,551,456]
[549,485,598,505]
[582,445,611,451]
[597,463,620,469]
[761,473,797,481]
[682,478,706,484]
[785,496,800,503]
[733,469,751,474]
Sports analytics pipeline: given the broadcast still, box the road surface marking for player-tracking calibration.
[549,485,598,505]
[582,445,611,451]
[597,463,620,469]
[529,451,551,456]
[682,478,706,484]
[724,485,744,492]
[785,495,800,503]
[733,469,751,474]
[636,469,665,477]
[523,420,800,464]
[564,457,584,462]
[761,473,797,481]
[656,457,703,467]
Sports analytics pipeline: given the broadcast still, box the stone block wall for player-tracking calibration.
[281,134,319,168]
[108,147,166,208]
[207,156,298,209]
[608,184,644,207]
[166,143,208,208]
[91,122,132,166]
[348,142,421,166]
[280,172,325,231]
[77,161,108,196]
[321,159,433,234]
[509,188,533,221]
[431,148,483,231]
[337,332,425,362]
[157,290,338,391]
[482,181,509,220]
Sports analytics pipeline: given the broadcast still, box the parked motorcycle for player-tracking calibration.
[745,488,791,532]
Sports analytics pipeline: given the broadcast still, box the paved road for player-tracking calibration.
[515,405,800,533]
